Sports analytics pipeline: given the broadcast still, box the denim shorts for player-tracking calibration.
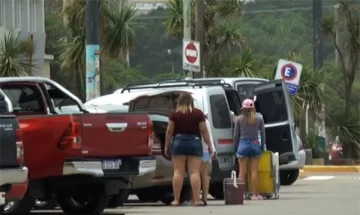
[171,134,203,157]
[236,139,262,158]
[201,152,211,162]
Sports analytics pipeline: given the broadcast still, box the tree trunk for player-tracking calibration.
[344,79,353,115]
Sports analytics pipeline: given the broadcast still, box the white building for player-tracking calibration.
[0,0,53,77]
[126,0,168,15]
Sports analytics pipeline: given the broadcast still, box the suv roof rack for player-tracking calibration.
[121,79,203,93]
[188,79,233,88]
[121,78,234,93]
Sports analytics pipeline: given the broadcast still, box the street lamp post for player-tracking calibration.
[167,49,175,74]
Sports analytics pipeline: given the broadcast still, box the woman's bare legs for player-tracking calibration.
[250,157,261,199]
[238,157,248,181]
[172,155,186,205]
[187,156,202,205]
[200,161,210,204]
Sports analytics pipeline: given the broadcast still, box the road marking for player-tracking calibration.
[304,176,335,180]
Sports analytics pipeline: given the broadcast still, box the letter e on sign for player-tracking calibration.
[280,64,297,81]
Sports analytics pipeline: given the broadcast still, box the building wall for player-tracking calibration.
[0,0,47,77]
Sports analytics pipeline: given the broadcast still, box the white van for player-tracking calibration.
[191,78,304,185]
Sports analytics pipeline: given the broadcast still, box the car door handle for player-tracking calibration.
[106,123,128,132]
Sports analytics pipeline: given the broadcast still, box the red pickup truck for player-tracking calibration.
[0,77,154,214]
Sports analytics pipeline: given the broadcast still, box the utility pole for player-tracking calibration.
[194,0,204,78]
[334,4,341,67]
[85,0,100,101]
[183,0,192,78]
[312,0,323,70]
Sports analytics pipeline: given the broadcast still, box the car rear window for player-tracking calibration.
[210,94,231,129]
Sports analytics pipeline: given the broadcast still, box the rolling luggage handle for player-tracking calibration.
[231,170,238,188]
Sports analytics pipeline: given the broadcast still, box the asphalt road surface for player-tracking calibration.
[32,173,360,215]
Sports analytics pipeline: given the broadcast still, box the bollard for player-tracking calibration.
[305,149,313,165]
[223,171,244,205]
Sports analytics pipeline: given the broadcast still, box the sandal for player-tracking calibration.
[171,201,180,206]
[193,201,206,206]
[201,199,208,206]
[251,195,264,200]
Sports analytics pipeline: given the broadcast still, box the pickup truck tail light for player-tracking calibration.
[15,128,24,165]
[147,119,155,155]
[58,116,82,150]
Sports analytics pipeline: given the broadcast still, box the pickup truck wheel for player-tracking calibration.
[56,184,110,214]
[280,169,299,186]
[107,189,130,208]
[209,183,224,200]
[3,189,35,214]
[160,185,191,205]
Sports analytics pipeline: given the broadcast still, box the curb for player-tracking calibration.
[303,165,360,173]
[298,166,360,179]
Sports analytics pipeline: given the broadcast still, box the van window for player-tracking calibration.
[255,90,288,123]
[237,84,256,101]
[210,94,232,128]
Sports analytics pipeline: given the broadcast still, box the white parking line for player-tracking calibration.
[304,176,335,180]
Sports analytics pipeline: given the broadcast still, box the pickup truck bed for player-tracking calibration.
[19,113,152,179]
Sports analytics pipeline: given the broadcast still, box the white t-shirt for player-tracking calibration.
[202,119,216,154]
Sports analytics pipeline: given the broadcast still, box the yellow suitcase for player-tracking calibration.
[245,151,280,199]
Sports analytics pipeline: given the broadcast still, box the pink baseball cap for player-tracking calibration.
[241,99,255,109]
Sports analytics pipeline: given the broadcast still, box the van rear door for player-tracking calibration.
[205,87,234,171]
[253,80,298,164]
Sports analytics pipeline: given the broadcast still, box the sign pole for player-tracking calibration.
[183,0,192,78]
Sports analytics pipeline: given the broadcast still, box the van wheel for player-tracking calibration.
[107,189,129,208]
[280,169,299,186]
[136,190,158,202]
[160,185,191,205]
[3,188,35,214]
[209,183,224,200]
[56,184,110,214]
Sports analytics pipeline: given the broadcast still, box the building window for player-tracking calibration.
[14,0,21,28]
[29,0,36,31]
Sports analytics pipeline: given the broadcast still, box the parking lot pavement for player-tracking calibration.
[32,173,360,215]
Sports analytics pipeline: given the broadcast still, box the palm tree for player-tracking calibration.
[322,0,360,114]
[0,30,35,76]
[164,0,245,77]
[59,0,137,100]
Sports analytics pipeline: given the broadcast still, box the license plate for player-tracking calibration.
[102,160,122,170]
[219,156,233,165]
